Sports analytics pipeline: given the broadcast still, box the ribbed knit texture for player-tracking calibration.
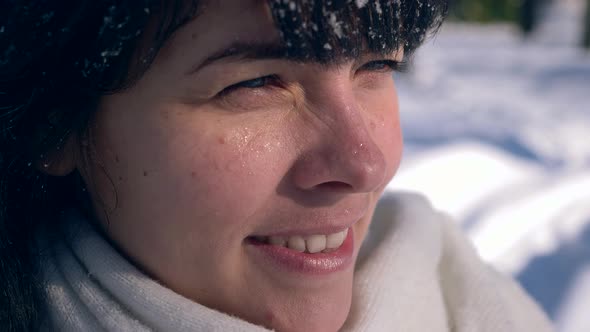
[40,192,554,331]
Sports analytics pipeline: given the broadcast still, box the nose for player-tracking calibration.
[291,79,389,194]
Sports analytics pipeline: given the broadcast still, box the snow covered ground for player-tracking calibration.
[386,1,590,331]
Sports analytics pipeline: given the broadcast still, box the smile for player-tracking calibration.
[251,229,349,254]
[246,227,355,276]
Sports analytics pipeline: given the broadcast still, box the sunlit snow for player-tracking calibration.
[386,0,590,331]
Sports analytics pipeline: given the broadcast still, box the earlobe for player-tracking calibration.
[36,135,78,176]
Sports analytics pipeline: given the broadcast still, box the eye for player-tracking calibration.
[213,74,293,111]
[219,75,281,95]
[358,59,408,73]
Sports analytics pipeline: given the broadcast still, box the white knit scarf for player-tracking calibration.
[40,192,554,331]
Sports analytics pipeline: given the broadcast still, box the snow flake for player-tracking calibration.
[1,44,16,65]
[100,49,122,58]
[374,2,383,15]
[328,13,343,39]
[41,11,54,24]
[355,0,369,8]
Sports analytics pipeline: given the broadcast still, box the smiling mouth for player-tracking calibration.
[246,227,354,276]
[249,228,349,254]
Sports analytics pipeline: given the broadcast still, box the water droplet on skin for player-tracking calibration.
[261,141,275,153]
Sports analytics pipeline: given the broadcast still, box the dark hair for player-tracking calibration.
[0,1,447,330]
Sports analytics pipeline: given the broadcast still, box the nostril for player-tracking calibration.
[316,181,353,192]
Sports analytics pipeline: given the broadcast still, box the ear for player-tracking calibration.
[36,134,78,176]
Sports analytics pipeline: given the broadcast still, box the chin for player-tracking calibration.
[266,300,351,332]
[253,275,354,332]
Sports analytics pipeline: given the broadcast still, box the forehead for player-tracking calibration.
[160,0,413,66]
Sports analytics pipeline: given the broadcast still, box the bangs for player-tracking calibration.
[268,0,448,63]
[0,0,447,100]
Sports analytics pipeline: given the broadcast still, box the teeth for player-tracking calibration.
[268,236,286,247]
[326,229,348,249]
[287,236,306,252]
[263,228,348,254]
[306,234,327,254]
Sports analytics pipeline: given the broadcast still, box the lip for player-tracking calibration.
[245,227,354,276]
[249,203,369,238]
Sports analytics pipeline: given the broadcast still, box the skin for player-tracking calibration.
[52,1,403,331]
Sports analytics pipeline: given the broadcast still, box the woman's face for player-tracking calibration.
[82,1,402,331]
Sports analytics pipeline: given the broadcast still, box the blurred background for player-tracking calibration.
[385,0,590,331]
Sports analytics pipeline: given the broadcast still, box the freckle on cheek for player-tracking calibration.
[143,171,148,176]
[118,176,123,181]
[115,155,120,163]
[218,137,226,145]
[191,171,196,178]
[264,311,275,324]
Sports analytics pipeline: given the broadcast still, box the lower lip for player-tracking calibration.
[245,229,354,276]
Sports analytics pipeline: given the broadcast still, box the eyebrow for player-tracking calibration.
[186,41,293,75]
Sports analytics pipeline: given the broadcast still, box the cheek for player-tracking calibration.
[363,86,403,184]
[174,125,289,221]
[88,103,287,236]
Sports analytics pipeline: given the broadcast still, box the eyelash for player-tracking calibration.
[218,75,281,97]
[362,59,408,73]
[218,59,407,96]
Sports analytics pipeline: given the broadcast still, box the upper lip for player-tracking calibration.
[248,202,369,237]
